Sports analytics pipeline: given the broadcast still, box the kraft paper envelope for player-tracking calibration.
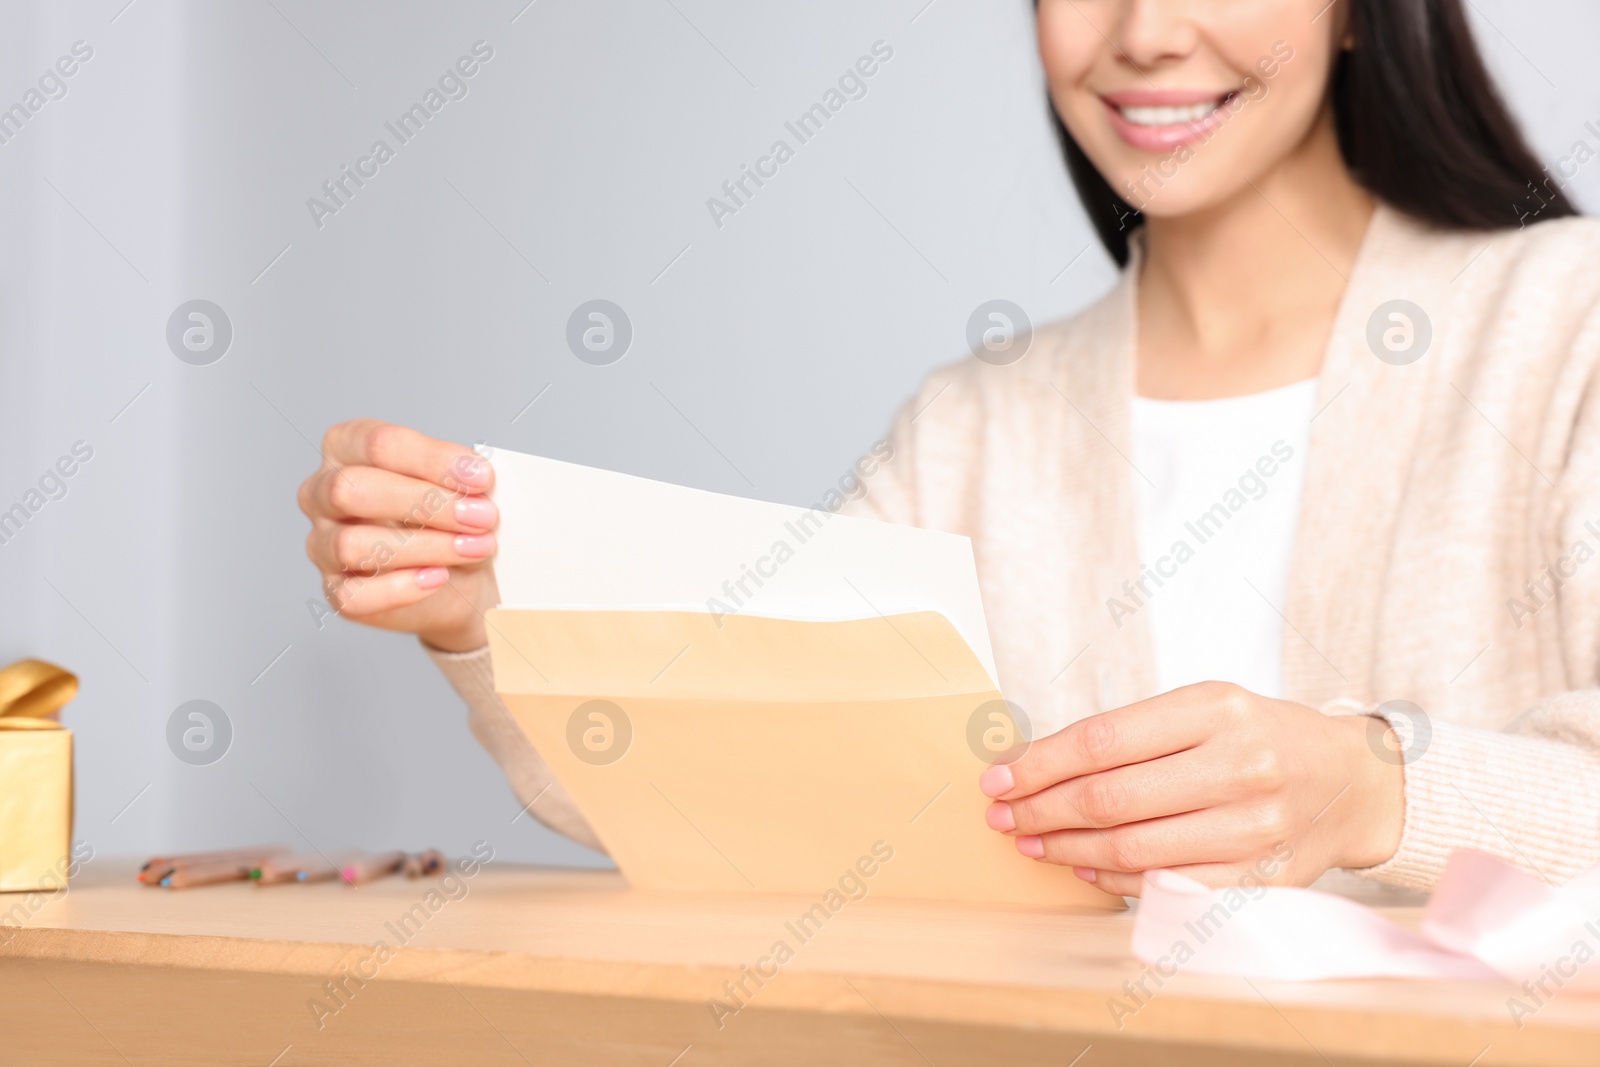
[484,448,1120,910]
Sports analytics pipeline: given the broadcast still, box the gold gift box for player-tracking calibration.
[0,660,75,893]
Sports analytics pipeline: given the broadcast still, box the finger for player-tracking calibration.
[325,566,453,619]
[1078,859,1289,899]
[1153,860,1286,889]
[983,682,1243,799]
[1077,868,1143,898]
[993,745,1245,835]
[307,523,496,574]
[1015,802,1288,873]
[306,466,497,532]
[322,420,491,495]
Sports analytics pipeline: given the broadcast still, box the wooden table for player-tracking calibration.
[0,859,1595,1066]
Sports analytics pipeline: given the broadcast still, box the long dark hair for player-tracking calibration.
[1044,0,1579,266]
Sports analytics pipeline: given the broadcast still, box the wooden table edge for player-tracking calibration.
[3,924,1592,1066]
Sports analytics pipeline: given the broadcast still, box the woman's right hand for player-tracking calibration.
[298,420,499,652]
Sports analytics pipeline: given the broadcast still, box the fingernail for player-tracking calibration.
[979,763,1014,798]
[416,567,449,589]
[1015,835,1044,859]
[1072,866,1098,884]
[985,802,1015,833]
[454,533,496,559]
[453,455,490,488]
[455,497,497,529]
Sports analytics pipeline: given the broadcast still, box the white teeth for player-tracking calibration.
[1118,99,1225,127]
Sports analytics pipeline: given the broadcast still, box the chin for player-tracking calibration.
[1075,138,1244,221]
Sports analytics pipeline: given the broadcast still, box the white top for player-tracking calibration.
[1129,379,1319,699]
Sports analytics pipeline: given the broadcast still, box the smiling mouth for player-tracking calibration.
[1112,93,1237,128]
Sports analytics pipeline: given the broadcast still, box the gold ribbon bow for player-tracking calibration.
[0,659,77,731]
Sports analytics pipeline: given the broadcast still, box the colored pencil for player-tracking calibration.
[252,852,345,885]
[403,849,445,877]
[139,845,287,885]
[158,859,255,889]
[340,850,405,885]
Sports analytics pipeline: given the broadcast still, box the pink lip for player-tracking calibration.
[1099,89,1237,153]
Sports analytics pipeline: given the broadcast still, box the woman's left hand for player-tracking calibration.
[980,681,1405,896]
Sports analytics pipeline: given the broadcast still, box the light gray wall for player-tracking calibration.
[2,0,1596,868]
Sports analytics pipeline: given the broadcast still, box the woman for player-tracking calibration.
[298,0,1600,897]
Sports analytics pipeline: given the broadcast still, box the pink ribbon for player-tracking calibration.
[1132,851,1600,992]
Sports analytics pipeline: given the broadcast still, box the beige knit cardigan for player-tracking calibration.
[432,204,1600,893]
